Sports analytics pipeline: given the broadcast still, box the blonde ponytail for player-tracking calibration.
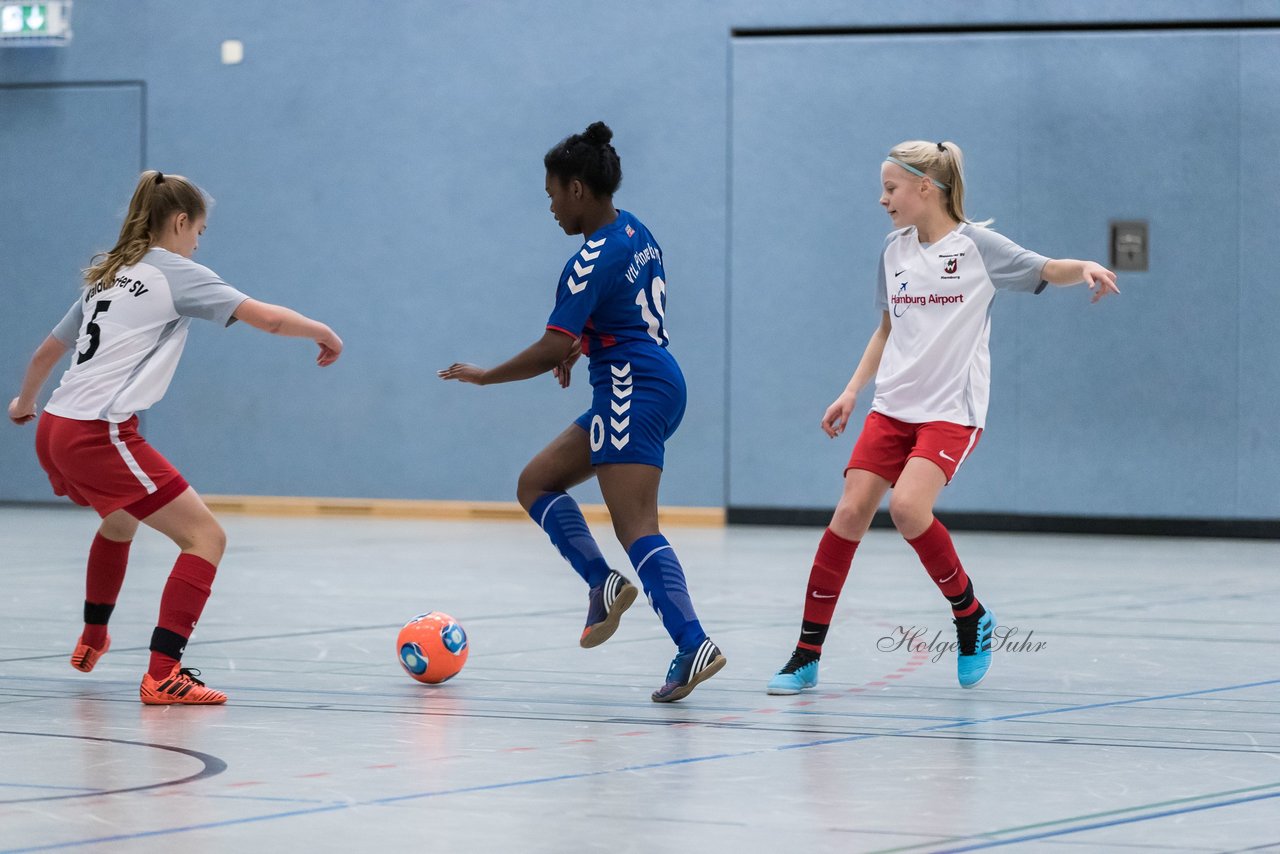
[886,140,992,227]
[84,170,208,287]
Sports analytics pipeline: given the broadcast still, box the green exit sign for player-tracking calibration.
[0,1,72,44]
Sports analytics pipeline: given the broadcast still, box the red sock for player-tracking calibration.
[148,554,218,679]
[797,528,859,653]
[906,518,980,618]
[82,534,131,647]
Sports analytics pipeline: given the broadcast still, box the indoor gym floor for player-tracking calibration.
[1,504,1277,853]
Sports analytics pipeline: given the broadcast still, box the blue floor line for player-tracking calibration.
[4,675,1278,853]
[932,787,1280,852]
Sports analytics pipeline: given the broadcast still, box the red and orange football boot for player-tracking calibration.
[70,633,110,673]
[139,666,227,705]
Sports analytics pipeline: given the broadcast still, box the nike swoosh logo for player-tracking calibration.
[894,269,907,277]
[939,450,956,462]
[811,592,837,599]
[801,629,821,635]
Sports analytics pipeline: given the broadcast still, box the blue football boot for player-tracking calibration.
[955,608,995,688]
[766,649,820,695]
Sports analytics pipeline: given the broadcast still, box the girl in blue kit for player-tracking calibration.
[439,121,725,702]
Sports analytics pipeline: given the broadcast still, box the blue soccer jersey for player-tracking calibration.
[546,209,669,356]
[548,210,686,468]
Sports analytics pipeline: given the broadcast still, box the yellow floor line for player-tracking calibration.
[201,495,725,527]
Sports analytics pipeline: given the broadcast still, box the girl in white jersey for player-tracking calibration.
[8,170,343,705]
[766,141,1119,695]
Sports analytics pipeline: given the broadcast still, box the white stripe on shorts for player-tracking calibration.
[109,422,158,494]
[954,428,981,472]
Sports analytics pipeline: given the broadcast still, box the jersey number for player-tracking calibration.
[634,276,667,345]
[76,300,111,364]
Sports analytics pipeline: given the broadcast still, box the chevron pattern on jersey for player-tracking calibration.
[609,362,632,450]
[567,237,606,294]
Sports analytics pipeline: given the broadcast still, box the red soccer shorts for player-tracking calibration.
[35,412,189,519]
[846,410,981,485]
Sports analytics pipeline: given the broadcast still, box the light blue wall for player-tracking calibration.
[728,25,1280,520]
[2,2,1276,519]
[0,83,143,500]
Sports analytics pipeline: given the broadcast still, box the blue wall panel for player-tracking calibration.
[1,2,1275,522]
[1,2,731,507]
[0,84,142,500]
[727,35,1028,511]
[1237,33,1280,517]
[729,28,1274,520]
[1012,32,1242,518]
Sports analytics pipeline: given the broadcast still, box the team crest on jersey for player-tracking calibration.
[625,224,635,237]
[939,252,963,280]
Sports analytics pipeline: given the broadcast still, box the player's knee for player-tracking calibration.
[190,518,226,563]
[887,494,927,535]
[612,517,658,551]
[832,493,877,533]
[98,517,135,542]
[515,471,542,512]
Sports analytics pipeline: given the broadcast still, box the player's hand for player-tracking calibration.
[553,339,582,389]
[438,363,487,385]
[821,392,856,438]
[8,397,37,425]
[316,329,343,367]
[1082,262,1119,303]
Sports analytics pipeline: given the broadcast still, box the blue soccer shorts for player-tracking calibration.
[573,351,686,469]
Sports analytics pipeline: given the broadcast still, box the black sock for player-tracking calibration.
[797,620,829,653]
[947,579,982,618]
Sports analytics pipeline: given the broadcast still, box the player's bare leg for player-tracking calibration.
[516,424,595,512]
[887,457,946,540]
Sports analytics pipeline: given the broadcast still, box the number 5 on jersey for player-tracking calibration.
[76,300,111,364]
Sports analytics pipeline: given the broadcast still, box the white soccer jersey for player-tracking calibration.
[44,248,248,422]
[872,223,1049,428]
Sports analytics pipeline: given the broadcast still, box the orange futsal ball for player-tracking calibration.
[396,611,469,684]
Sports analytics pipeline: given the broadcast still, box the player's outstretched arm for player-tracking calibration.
[232,299,343,366]
[1041,259,1120,304]
[823,312,891,438]
[552,336,582,389]
[439,330,577,386]
[8,335,70,425]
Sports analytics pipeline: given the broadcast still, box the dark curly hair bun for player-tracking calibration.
[544,121,623,196]
[583,121,613,146]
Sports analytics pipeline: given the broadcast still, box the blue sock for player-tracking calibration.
[627,534,707,652]
[528,492,611,587]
